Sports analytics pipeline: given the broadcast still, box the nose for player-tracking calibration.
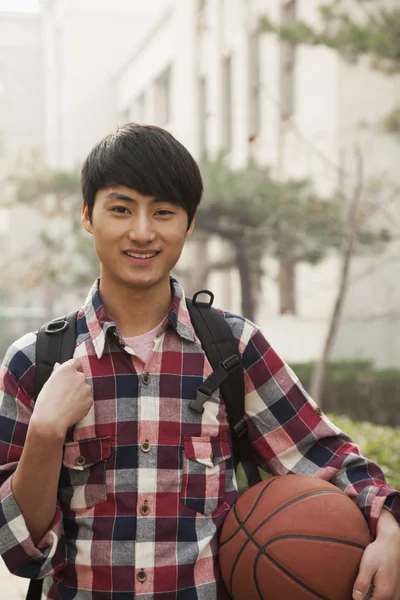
[128,214,156,245]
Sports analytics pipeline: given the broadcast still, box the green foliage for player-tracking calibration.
[199,158,344,264]
[260,1,400,76]
[260,1,400,142]
[382,107,400,136]
[199,158,391,264]
[237,413,400,492]
[328,413,400,491]
[8,153,81,211]
[7,156,98,291]
[290,360,400,382]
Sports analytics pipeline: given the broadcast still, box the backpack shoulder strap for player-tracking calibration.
[34,312,78,400]
[186,291,261,488]
[186,292,244,425]
[27,312,78,600]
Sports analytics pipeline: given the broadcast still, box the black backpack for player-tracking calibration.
[26,290,260,600]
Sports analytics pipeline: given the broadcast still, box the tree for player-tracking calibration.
[197,157,384,322]
[4,154,97,302]
[260,0,400,136]
[309,147,394,403]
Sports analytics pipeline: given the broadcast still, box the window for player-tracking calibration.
[222,56,232,153]
[249,31,261,138]
[155,65,172,127]
[135,92,146,123]
[198,76,207,155]
[280,0,297,120]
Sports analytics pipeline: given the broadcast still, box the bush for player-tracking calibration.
[328,413,400,491]
[290,360,400,382]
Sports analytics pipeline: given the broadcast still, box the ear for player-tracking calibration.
[186,214,196,239]
[81,201,93,234]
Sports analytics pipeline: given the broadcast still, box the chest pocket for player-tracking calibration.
[58,436,112,511]
[180,436,231,516]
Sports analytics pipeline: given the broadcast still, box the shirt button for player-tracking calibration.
[142,372,151,385]
[75,455,86,467]
[137,569,147,583]
[141,440,151,453]
[315,407,323,415]
[140,501,150,516]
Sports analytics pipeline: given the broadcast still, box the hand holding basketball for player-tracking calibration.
[353,509,400,600]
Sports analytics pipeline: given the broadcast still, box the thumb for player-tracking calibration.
[353,557,375,600]
[53,362,61,371]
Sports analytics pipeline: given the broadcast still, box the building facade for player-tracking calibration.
[114,0,400,365]
[42,0,169,170]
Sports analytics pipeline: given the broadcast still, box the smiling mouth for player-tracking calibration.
[123,251,160,259]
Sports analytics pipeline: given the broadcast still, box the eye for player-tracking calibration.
[155,209,174,217]
[112,206,130,214]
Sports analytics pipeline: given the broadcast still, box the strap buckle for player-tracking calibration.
[45,318,69,334]
[222,355,241,373]
[233,418,248,438]
[189,391,209,414]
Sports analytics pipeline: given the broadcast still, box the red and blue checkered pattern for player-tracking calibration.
[0,278,398,599]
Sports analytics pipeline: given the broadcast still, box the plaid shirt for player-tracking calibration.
[0,278,399,599]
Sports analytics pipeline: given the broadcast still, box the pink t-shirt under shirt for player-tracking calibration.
[123,319,165,368]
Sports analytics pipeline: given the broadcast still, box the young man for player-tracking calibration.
[0,123,399,600]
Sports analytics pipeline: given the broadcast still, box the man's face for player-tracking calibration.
[82,185,195,290]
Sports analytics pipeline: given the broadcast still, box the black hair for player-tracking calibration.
[81,123,203,225]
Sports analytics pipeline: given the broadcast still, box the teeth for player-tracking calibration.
[126,252,157,259]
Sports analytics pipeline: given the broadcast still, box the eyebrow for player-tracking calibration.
[104,192,168,205]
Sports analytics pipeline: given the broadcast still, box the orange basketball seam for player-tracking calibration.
[253,550,331,600]
[225,488,345,547]
[220,478,279,548]
[261,533,368,550]
[250,490,346,538]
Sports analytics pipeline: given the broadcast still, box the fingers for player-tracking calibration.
[353,553,377,600]
[70,358,83,372]
[57,358,83,371]
[353,584,373,600]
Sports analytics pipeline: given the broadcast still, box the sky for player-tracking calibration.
[0,0,39,11]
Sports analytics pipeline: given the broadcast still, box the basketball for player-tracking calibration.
[219,474,371,600]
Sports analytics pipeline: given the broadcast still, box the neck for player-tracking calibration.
[99,275,172,337]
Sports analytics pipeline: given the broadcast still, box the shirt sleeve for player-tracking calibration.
[0,334,67,578]
[231,317,400,538]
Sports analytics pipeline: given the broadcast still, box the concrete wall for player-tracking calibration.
[0,12,44,177]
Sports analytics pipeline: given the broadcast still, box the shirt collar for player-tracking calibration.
[83,278,196,359]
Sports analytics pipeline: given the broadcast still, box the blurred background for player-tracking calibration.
[1,0,400,595]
